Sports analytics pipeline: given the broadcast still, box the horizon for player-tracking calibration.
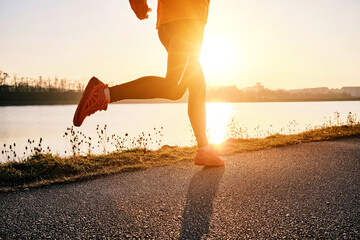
[1,70,359,91]
[1,0,360,90]
[206,83,360,91]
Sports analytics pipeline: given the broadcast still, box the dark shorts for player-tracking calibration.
[158,19,205,57]
[157,20,205,86]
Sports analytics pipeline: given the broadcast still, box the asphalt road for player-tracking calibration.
[1,137,359,239]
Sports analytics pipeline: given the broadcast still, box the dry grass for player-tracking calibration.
[1,124,359,192]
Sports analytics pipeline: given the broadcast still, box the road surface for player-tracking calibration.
[1,137,359,239]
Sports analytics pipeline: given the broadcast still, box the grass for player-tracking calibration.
[1,123,359,192]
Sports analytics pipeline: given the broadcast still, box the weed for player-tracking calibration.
[1,111,359,164]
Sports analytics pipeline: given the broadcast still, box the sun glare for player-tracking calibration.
[206,103,233,144]
[200,36,238,82]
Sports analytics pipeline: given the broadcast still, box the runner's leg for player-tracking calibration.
[108,20,208,147]
[108,22,189,102]
[186,59,208,148]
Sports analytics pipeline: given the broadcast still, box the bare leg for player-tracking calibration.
[108,20,208,147]
[109,75,186,102]
[187,60,208,148]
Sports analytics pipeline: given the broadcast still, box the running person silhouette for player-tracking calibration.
[73,0,224,166]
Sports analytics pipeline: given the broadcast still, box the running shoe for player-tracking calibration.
[194,147,225,167]
[73,77,109,127]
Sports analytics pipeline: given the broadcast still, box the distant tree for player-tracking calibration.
[47,77,51,90]
[0,71,9,86]
[54,76,59,89]
[12,74,17,92]
[38,76,43,91]
[60,78,66,91]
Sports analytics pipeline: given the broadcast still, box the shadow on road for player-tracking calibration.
[179,166,225,240]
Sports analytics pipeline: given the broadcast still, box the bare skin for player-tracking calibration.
[108,20,208,147]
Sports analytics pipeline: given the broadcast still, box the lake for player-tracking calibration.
[0,101,359,161]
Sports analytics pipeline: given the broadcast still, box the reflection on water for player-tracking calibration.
[206,103,233,144]
[0,101,359,161]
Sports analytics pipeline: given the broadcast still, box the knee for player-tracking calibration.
[163,79,186,100]
[169,92,184,100]
[168,86,186,100]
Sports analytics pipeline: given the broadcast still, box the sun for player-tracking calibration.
[200,36,238,81]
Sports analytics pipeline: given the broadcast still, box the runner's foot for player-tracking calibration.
[194,146,224,167]
[73,77,109,127]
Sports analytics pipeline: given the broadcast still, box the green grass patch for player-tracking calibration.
[1,124,359,192]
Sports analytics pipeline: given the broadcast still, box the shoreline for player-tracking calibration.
[1,98,360,107]
[1,124,359,192]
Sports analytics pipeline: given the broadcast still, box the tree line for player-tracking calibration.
[206,86,357,102]
[0,70,358,105]
[0,70,83,93]
[0,70,83,105]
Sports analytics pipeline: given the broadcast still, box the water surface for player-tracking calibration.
[0,101,359,161]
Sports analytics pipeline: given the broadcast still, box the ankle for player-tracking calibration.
[104,88,110,102]
[198,145,211,151]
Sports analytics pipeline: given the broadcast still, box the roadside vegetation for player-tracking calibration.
[1,112,359,192]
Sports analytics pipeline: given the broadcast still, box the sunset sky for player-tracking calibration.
[0,0,359,90]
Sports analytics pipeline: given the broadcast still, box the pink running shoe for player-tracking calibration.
[194,147,224,167]
[73,77,109,127]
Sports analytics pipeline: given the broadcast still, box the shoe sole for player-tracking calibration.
[194,161,224,167]
[73,77,100,127]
